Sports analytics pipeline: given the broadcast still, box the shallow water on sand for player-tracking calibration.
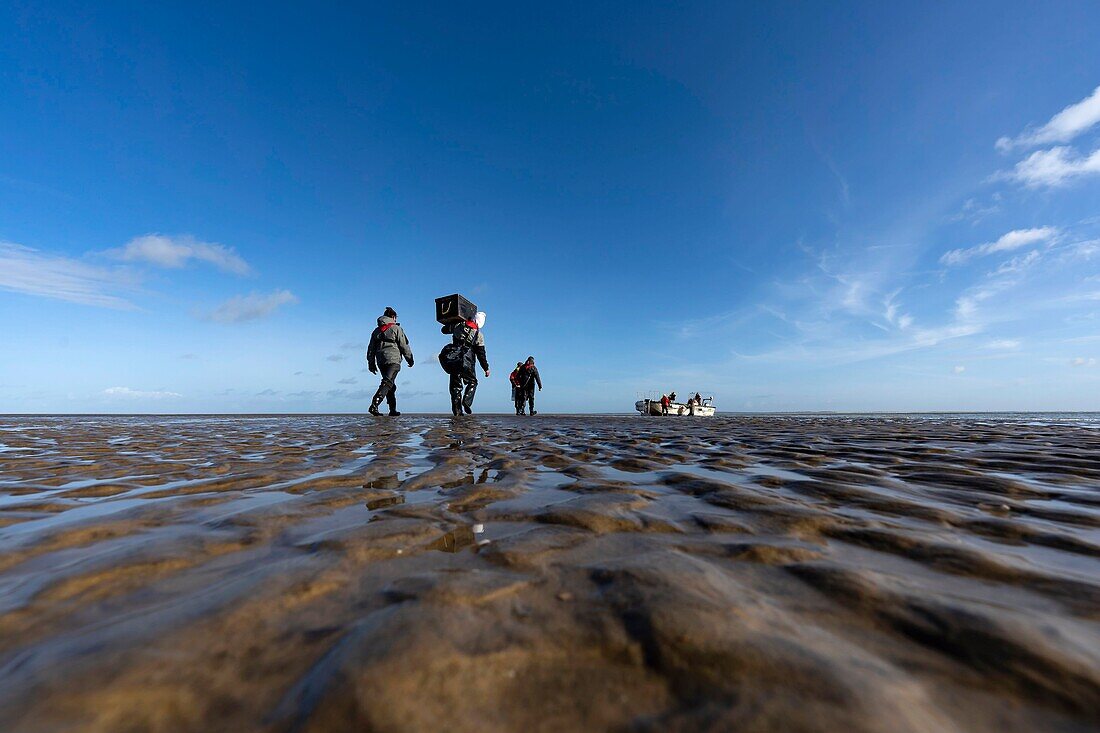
[0,415,1097,732]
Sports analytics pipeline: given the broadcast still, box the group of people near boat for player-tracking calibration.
[365,306,543,417]
[658,391,704,415]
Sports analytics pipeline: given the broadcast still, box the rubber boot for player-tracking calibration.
[462,383,475,414]
[368,395,383,416]
[387,391,399,416]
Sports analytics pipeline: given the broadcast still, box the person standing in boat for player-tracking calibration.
[443,312,489,416]
[516,356,542,415]
[366,307,414,416]
[660,394,670,415]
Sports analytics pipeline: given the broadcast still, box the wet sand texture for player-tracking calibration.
[0,415,1098,732]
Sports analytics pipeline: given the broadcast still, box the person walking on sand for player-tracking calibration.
[443,311,489,416]
[516,356,542,415]
[366,307,414,416]
[509,361,524,409]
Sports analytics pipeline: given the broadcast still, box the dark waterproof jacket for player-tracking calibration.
[449,321,489,372]
[367,316,413,369]
[518,364,542,390]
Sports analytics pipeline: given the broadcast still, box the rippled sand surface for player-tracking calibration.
[0,415,1098,732]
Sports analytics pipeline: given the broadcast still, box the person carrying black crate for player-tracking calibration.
[366,307,414,416]
[439,312,489,416]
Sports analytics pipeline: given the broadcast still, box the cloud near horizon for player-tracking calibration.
[102,386,182,399]
[0,241,135,308]
[107,234,251,275]
[205,289,298,323]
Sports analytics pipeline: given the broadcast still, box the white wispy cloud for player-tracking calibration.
[991,249,1041,276]
[107,234,251,275]
[996,85,1100,151]
[1000,146,1100,188]
[0,241,135,308]
[941,227,1058,265]
[951,195,1001,224]
[1071,357,1097,367]
[102,386,182,399]
[1064,239,1099,260]
[953,365,966,374]
[205,289,298,323]
[986,339,1021,350]
[883,292,913,330]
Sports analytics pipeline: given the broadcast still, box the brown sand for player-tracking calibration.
[0,415,1097,732]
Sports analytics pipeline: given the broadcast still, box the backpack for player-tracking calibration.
[438,343,468,375]
[438,325,478,375]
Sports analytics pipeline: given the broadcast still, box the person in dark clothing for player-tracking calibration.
[366,307,414,416]
[509,362,524,410]
[443,312,489,416]
[516,356,542,415]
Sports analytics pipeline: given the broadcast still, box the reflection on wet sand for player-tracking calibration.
[366,494,405,511]
[0,414,1098,732]
[426,524,483,553]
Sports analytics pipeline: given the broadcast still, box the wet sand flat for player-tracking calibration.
[0,414,1098,732]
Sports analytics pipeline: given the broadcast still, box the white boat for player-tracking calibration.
[635,397,716,417]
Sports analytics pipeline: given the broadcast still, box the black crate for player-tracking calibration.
[435,293,477,325]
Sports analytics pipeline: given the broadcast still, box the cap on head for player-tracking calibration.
[526,356,535,364]
[474,311,486,328]
[383,307,397,319]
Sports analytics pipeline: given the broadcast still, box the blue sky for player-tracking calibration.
[1,1,1099,413]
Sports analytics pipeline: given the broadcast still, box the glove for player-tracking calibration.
[369,364,378,375]
[407,357,414,367]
